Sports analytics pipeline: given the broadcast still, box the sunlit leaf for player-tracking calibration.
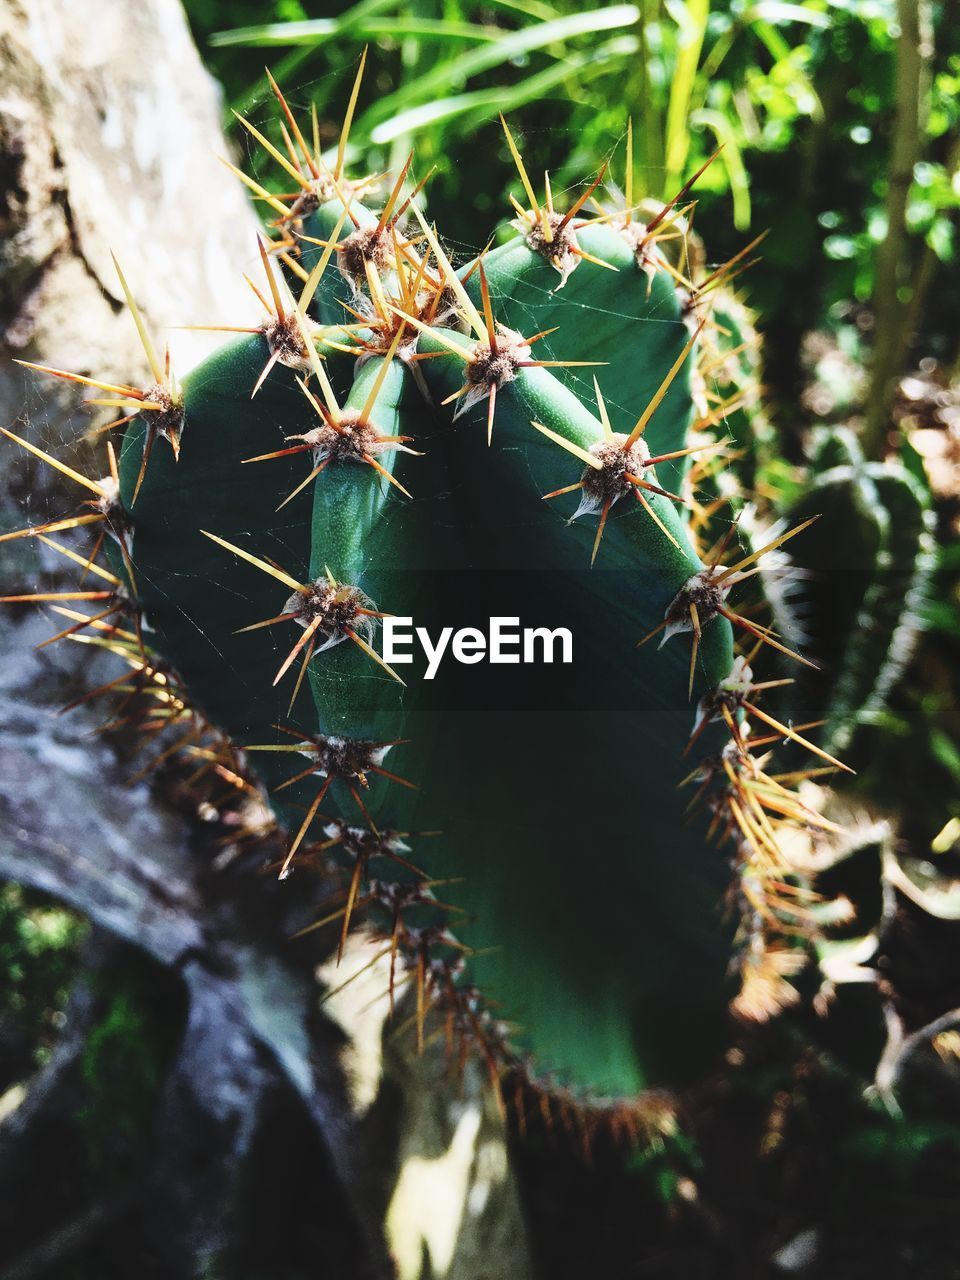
[690,107,752,229]
[211,16,502,46]
[746,2,831,28]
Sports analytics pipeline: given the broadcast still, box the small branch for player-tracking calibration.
[871,1002,960,1112]
[862,0,933,456]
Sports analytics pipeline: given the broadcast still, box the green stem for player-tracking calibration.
[863,0,933,457]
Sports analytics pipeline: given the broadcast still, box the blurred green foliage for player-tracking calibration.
[183,0,960,414]
[76,961,178,1173]
[0,884,87,1090]
[0,883,181,1171]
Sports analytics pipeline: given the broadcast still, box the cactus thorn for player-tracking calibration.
[336,45,367,182]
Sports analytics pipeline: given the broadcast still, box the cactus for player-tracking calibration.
[785,427,936,758]
[3,63,864,1134]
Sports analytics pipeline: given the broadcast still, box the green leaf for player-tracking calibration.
[690,106,752,228]
[358,5,641,128]
[663,0,710,193]
[370,35,638,144]
[746,2,831,28]
[211,16,502,47]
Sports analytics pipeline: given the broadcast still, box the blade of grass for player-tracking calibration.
[635,0,665,194]
[358,5,641,129]
[370,35,638,145]
[746,2,830,28]
[663,0,710,196]
[689,106,751,229]
[483,0,560,20]
[212,17,503,47]
[227,0,397,117]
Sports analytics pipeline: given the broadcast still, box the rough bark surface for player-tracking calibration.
[0,2,532,1276]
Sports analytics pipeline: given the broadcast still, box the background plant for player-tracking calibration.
[186,0,960,441]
